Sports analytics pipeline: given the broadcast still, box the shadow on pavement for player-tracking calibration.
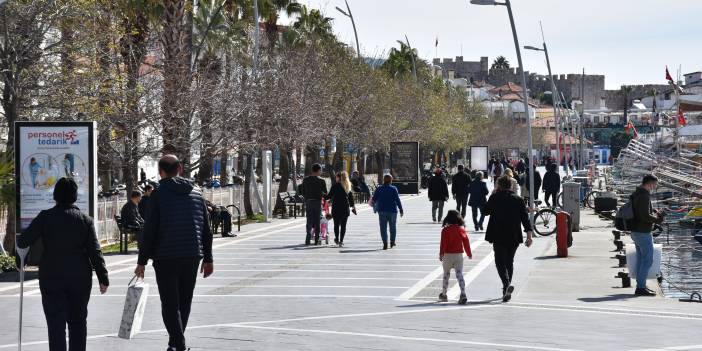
[259,244,326,251]
[578,294,638,303]
[340,249,381,253]
[533,255,561,260]
[396,298,502,308]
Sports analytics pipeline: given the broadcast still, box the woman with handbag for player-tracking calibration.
[468,171,489,231]
[18,177,109,351]
[325,171,357,247]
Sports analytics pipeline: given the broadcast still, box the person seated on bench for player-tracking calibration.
[121,190,144,234]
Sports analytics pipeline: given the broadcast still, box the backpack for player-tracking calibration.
[614,199,635,231]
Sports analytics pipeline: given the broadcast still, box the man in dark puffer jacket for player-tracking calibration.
[135,155,213,351]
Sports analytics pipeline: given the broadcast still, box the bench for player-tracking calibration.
[282,191,305,218]
[114,215,140,254]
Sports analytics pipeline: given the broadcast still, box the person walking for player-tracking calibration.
[135,155,214,351]
[629,174,666,296]
[451,165,471,218]
[468,171,489,231]
[438,210,473,305]
[428,168,449,223]
[371,174,404,250]
[491,159,504,184]
[484,176,533,302]
[504,169,520,194]
[300,163,328,245]
[542,163,561,208]
[522,164,542,200]
[18,178,109,351]
[325,171,357,247]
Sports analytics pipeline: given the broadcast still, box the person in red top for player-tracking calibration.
[439,210,473,305]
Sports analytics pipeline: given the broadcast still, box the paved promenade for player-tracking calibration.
[0,190,701,350]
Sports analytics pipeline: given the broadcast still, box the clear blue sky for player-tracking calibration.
[290,0,702,89]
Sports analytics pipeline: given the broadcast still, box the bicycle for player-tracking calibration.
[524,197,558,236]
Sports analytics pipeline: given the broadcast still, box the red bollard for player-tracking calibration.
[556,211,572,257]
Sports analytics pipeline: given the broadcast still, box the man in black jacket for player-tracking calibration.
[135,155,213,351]
[542,164,561,207]
[629,174,665,296]
[301,163,328,245]
[428,168,449,222]
[485,176,533,302]
[121,190,144,230]
[451,165,471,218]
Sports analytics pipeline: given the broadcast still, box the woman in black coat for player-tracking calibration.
[484,175,533,303]
[325,171,357,246]
[18,178,109,351]
[427,168,449,222]
[467,171,489,231]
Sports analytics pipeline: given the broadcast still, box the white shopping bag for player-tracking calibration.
[625,244,662,280]
[118,275,149,339]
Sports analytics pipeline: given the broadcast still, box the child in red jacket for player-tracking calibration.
[439,210,473,304]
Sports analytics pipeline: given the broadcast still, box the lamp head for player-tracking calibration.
[523,45,542,51]
[335,6,349,17]
[470,0,498,5]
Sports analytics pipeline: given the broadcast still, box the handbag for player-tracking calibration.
[118,275,150,339]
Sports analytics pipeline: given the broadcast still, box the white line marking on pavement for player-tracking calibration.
[104,276,420,281]
[226,325,584,351]
[629,345,702,351]
[500,302,702,320]
[87,284,410,289]
[396,240,484,300]
[448,251,495,299]
[116,263,440,267]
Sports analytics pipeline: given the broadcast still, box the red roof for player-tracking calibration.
[490,82,523,94]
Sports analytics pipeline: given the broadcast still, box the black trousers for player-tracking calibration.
[544,191,558,207]
[471,205,485,229]
[493,244,519,289]
[455,195,468,218]
[40,276,92,351]
[333,214,349,242]
[154,258,201,350]
[305,199,322,243]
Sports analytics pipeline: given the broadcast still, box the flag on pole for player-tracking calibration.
[435,37,438,47]
[625,122,639,139]
[665,66,674,83]
[678,110,687,126]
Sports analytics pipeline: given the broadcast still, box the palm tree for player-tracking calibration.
[491,56,510,70]
[259,0,302,55]
[382,42,417,78]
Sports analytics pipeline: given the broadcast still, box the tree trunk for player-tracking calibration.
[275,144,290,213]
[244,153,254,217]
[161,0,192,163]
[375,151,385,185]
[304,145,315,176]
[220,149,229,185]
[290,148,298,191]
[2,76,19,255]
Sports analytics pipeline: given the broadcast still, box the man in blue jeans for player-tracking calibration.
[371,174,404,250]
[629,174,665,296]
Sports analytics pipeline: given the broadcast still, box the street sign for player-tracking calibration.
[470,146,489,171]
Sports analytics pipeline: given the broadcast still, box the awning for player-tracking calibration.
[680,95,702,112]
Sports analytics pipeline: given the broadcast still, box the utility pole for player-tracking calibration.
[579,67,586,169]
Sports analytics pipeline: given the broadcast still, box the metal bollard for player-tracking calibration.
[615,271,631,288]
[615,253,627,267]
[613,239,624,251]
[612,230,621,241]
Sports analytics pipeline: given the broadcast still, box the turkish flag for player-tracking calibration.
[666,66,674,83]
[678,110,687,126]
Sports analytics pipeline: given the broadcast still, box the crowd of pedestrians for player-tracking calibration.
[23,152,650,350]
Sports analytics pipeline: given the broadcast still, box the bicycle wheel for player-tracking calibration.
[557,192,563,208]
[534,208,557,236]
[585,191,599,209]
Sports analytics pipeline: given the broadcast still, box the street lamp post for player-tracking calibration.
[336,0,361,61]
[525,38,561,174]
[470,0,534,224]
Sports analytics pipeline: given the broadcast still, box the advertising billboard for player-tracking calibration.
[390,142,419,183]
[470,146,489,171]
[15,122,97,232]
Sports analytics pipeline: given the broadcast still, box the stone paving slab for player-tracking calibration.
[1,190,701,350]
